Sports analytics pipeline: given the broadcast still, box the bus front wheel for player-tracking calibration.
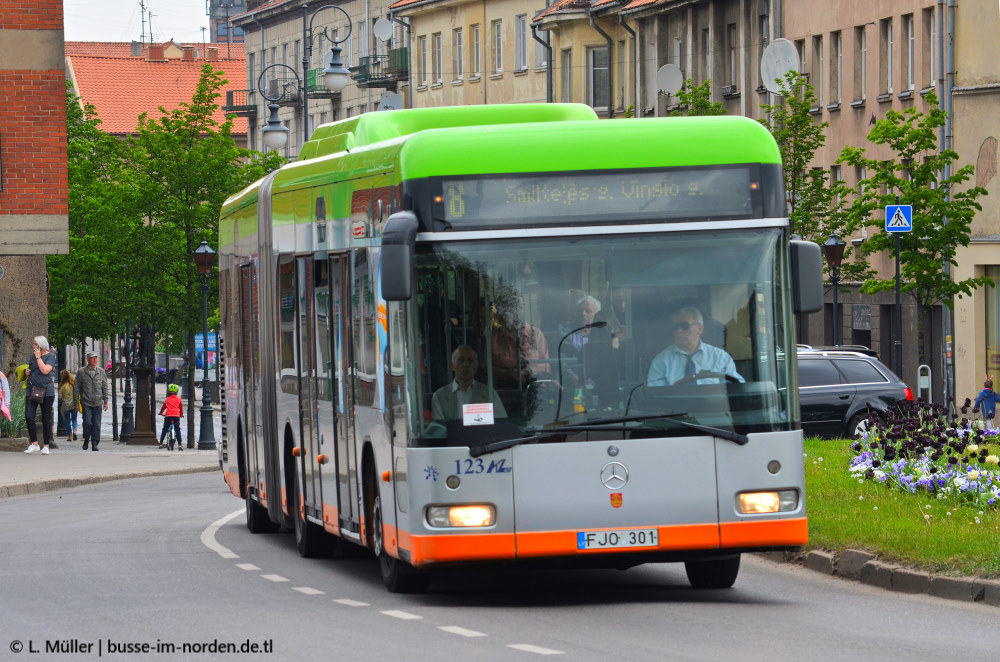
[684,554,741,589]
[372,490,429,593]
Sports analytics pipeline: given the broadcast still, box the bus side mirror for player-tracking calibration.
[381,211,419,301]
[790,239,823,314]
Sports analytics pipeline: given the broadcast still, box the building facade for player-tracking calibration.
[390,0,551,108]
[0,0,68,373]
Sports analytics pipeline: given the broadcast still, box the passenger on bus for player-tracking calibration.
[432,345,508,420]
[557,294,605,352]
[490,296,550,388]
[646,306,744,386]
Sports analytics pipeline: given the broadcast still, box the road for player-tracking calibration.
[1,473,997,661]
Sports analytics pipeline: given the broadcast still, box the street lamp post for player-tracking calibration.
[258,3,352,152]
[194,240,217,451]
[823,234,847,347]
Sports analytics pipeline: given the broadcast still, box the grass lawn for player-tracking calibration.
[803,436,1000,578]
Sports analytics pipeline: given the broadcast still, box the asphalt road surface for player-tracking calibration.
[1,473,997,661]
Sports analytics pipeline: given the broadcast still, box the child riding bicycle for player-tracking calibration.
[158,383,184,450]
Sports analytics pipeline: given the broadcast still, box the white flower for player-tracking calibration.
[968,470,981,481]
[967,444,980,453]
[947,511,952,516]
[925,504,932,509]
[985,455,999,465]
[859,495,864,500]
[873,506,878,511]
[924,514,931,520]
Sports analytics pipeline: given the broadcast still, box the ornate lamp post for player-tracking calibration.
[823,234,847,347]
[194,240,217,451]
[258,3,352,151]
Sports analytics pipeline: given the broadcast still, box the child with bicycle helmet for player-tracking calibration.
[158,383,184,450]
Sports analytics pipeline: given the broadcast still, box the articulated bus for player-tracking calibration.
[218,103,823,592]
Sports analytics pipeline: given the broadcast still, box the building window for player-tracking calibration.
[673,37,683,77]
[492,19,503,73]
[453,28,464,81]
[248,52,255,89]
[811,35,823,107]
[535,27,548,68]
[831,31,842,104]
[358,20,368,60]
[587,46,609,110]
[472,24,481,77]
[561,49,572,102]
[432,32,442,83]
[701,28,710,82]
[880,18,893,94]
[923,7,936,88]
[515,14,528,71]
[618,40,626,110]
[854,26,866,100]
[726,23,738,86]
[904,14,915,92]
[418,35,427,86]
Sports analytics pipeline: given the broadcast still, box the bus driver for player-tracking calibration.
[432,345,508,420]
[646,306,744,386]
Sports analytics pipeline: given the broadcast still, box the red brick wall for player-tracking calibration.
[0,2,63,29]
[0,70,68,214]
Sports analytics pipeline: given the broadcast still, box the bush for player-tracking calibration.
[1,387,26,438]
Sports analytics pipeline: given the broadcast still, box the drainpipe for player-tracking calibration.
[587,7,614,118]
[387,11,412,108]
[618,13,637,117]
[252,13,265,151]
[531,22,553,103]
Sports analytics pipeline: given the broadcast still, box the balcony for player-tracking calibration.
[352,48,408,89]
[221,89,257,117]
[306,68,343,99]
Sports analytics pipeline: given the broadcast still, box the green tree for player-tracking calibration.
[669,79,727,117]
[838,91,991,363]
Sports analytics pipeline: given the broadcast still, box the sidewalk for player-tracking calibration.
[0,380,223,499]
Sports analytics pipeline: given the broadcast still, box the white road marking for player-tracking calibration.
[508,644,565,655]
[333,599,370,607]
[381,609,423,620]
[439,626,487,638]
[261,574,289,582]
[200,508,244,559]
[292,587,325,595]
[236,563,260,571]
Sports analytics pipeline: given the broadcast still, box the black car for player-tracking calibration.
[797,348,913,438]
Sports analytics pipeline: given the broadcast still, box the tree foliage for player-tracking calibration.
[837,91,991,313]
[669,79,727,117]
[51,66,284,354]
[758,72,858,274]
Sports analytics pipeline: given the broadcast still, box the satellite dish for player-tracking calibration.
[655,64,683,96]
[373,18,393,43]
[760,38,800,94]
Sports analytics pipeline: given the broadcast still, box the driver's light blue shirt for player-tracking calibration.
[646,343,744,386]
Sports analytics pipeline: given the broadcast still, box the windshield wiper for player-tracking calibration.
[468,413,748,458]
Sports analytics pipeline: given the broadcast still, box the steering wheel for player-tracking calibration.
[671,371,742,387]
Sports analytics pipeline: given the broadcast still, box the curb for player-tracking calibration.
[0,465,219,499]
[759,549,1000,608]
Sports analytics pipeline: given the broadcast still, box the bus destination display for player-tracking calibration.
[441,168,754,223]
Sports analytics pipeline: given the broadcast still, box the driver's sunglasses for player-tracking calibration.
[673,321,695,331]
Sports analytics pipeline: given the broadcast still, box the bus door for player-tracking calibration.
[330,254,361,538]
[296,257,321,513]
[313,259,336,528]
[239,263,262,497]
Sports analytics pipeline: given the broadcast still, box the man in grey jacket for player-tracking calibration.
[73,351,109,451]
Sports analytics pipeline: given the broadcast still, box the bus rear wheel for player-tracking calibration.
[372,491,429,593]
[246,492,278,533]
[684,554,741,589]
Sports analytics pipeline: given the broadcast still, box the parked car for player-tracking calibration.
[797,347,913,438]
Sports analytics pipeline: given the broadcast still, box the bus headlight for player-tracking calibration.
[426,505,495,528]
[737,489,798,514]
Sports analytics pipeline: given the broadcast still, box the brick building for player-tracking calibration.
[0,0,68,373]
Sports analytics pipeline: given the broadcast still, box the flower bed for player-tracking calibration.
[849,400,1000,510]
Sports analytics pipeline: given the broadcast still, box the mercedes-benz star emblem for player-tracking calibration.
[601,462,628,490]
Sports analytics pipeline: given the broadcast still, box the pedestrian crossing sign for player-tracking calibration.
[885,205,912,232]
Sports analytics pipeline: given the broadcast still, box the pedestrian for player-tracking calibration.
[973,374,1000,427]
[158,383,184,451]
[0,368,11,423]
[73,350,109,451]
[58,369,79,443]
[24,336,58,454]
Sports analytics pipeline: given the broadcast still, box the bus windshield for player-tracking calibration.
[407,228,796,446]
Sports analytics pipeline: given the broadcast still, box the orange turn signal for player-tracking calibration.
[381,470,392,482]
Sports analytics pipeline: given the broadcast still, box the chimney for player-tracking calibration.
[183,47,195,60]
[207,47,219,61]
[130,41,143,57]
[147,45,166,61]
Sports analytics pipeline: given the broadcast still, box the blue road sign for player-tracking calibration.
[885,204,912,232]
